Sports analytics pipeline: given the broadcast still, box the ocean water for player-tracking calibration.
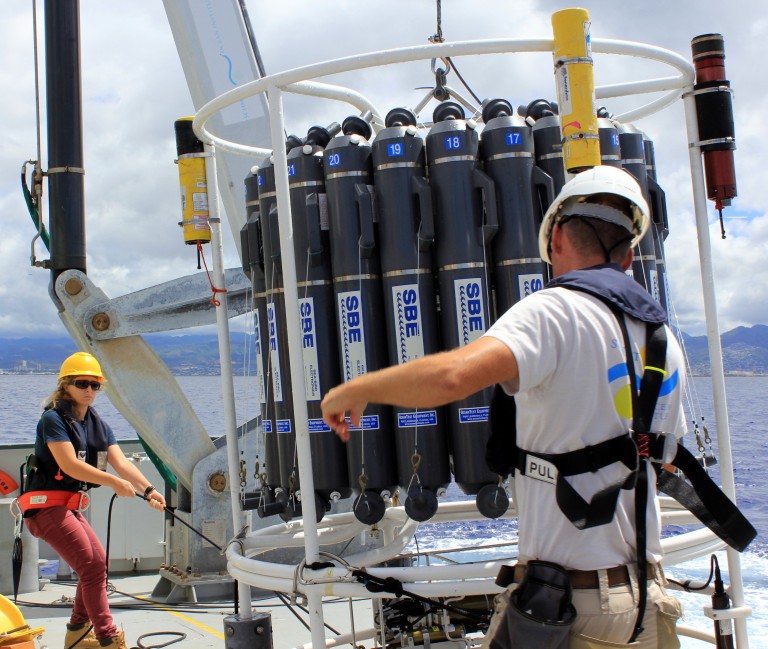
[1,374,765,646]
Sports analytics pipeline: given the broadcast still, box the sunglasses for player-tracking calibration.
[70,379,102,391]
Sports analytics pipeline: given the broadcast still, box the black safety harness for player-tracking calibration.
[487,266,756,643]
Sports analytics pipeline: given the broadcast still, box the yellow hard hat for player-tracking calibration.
[59,352,104,381]
[0,593,45,642]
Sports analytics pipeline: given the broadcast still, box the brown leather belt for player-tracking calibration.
[512,563,658,590]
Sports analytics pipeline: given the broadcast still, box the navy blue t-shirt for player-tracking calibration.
[36,404,117,470]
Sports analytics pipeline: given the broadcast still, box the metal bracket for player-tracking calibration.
[83,267,251,339]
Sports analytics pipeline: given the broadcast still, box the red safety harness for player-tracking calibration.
[14,489,89,515]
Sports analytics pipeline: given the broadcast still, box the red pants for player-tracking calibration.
[26,507,118,641]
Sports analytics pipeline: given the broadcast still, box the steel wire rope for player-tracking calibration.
[428,0,483,109]
[24,0,49,256]
[261,240,277,509]
[659,220,709,447]
[291,249,314,500]
[238,285,255,504]
[405,218,428,498]
[355,242,368,504]
[31,0,43,176]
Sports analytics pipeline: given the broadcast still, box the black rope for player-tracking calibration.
[135,631,187,649]
[445,57,483,106]
[666,554,717,592]
[135,492,223,551]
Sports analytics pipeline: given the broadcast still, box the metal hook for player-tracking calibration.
[430,57,452,76]
[429,58,451,101]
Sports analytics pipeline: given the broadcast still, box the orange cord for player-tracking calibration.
[196,241,228,306]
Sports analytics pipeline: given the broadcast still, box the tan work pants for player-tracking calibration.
[570,572,682,648]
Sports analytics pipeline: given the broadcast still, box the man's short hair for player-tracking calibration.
[560,216,634,264]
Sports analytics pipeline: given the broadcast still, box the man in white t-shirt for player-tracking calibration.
[322,165,685,647]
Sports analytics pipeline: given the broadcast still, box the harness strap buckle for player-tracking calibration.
[75,490,90,512]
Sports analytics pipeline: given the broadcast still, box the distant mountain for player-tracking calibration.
[1,325,767,376]
[681,325,768,375]
[0,333,253,376]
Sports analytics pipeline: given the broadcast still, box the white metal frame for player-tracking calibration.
[193,37,749,648]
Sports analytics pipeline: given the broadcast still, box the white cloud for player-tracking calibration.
[0,0,764,341]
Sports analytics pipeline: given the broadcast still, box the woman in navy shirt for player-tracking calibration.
[24,352,165,649]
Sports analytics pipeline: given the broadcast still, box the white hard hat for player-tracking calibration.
[538,165,651,264]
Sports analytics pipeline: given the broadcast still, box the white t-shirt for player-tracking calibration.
[484,286,687,569]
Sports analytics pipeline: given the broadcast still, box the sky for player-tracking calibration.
[0,0,765,340]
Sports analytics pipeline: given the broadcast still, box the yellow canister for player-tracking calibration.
[551,8,601,172]
[174,117,212,245]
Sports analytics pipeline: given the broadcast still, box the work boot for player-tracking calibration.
[97,630,127,649]
[64,623,98,648]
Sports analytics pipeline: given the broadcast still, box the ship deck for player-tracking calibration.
[15,572,376,649]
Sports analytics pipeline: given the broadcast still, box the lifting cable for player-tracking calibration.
[23,1,50,259]
[428,0,483,108]
[664,265,718,468]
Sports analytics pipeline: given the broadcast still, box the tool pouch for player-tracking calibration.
[484,560,577,649]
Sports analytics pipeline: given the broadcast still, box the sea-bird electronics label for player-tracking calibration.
[649,270,660,304]
[299,297,321,400]
[454,278,487,346]
[254,310,266,404]
[337,290,367,380]
[519,273,545,299]
[267,302,283,402]
[392,284,425,364]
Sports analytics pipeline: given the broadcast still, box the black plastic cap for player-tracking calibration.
[279,491,301,522]
[482,98,514,124]
[476,483,510,519]
[256,498,286,518]
[385,107,417,128]
[342,115,372,139]
[305,126,328,148]
[404,486,439,522]
[285,134,303,152]
[523,99,556,121]
[352,490,386,525]
[433,101,465,123]
[174,118,204,156]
